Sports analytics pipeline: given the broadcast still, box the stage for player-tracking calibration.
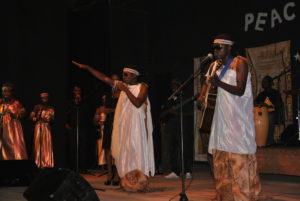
[1,163,300,201]
[257,145,300,176]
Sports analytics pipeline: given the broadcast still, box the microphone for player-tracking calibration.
[193,53,214,78]
[200,53,214,65]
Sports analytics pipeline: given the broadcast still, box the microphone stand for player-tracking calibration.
[168,87,189,201]
[76,105,79,173]
[38,108,43,168]
[168,57,209,201]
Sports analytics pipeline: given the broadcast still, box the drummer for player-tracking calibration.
[255,75,283,146]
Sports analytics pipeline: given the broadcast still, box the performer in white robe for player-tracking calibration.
[72,61,155,191]
[111,83,154,178]
[198,33,261,201]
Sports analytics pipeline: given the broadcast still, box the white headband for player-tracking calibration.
[40,93,49,98]
[123,68,140,76]
[2,86,12,91]
[213,39,234,45]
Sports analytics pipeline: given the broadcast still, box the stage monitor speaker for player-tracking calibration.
[23,167,100,201]
[281,124,299,145]
[0,160,39,186]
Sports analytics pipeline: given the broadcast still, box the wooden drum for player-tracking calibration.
[254,105,269,147]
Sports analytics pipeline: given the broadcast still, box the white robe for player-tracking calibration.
[208,56,257,154]
[111,83,155,178]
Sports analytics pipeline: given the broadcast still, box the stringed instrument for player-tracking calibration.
[159,93,200,124]
[199,60,223,133]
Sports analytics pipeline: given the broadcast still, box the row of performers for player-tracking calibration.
[0,60,155,192]
[0,82,54,167]
[0,81,118,171]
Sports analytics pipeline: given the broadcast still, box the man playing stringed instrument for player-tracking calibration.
[197,33,261,201]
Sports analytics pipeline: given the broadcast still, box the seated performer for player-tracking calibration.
[72,61,155,191]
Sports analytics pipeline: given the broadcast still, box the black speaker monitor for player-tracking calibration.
[23,167,100,201]
[0,160,38,186]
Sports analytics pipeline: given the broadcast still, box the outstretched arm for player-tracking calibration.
[72,61,114,86]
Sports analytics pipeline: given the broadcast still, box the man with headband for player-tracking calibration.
[197,33,261,200]
[72,61,155,191]
[0,82,27,160]
[30,92,55,168]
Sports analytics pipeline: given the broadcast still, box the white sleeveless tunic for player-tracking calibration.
[111,83,155,177]
[208,57,257,154]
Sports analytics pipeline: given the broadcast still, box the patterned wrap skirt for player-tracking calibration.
[212,149,261,201]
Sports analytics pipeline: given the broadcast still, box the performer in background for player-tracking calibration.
[94,94,106,168]
[72,61,155,191]
[94,73,121,185]
[197,33,261,201]
[30,92,55,168]
[0,82,27,160]
[65,86,90,173]
[160,77,193,179]
[255,75,283,145]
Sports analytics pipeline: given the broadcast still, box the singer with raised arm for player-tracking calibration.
[0,82,27,160]
[72,61,155,192]
[197,33,261,201]
[30,92,55,168]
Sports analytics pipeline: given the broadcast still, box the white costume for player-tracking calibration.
[208,56,257,154]
[111,83,155,178]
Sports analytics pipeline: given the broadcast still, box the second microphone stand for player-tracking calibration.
[76,105,79,173]
[168,77,198,201]
[168,57,210,201]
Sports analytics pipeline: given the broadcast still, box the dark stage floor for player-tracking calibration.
[1,163,300,201]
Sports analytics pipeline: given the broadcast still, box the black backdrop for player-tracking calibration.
[2,0,300,167]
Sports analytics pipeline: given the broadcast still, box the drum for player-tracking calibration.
[254,105,269,147]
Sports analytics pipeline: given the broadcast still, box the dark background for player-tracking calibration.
[2,0,300,168]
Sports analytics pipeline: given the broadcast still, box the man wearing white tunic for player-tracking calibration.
[198,34,261,201]
[72,61,155,191]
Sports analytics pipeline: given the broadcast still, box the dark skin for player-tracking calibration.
[97,74,120,117]
[2,88,13,102]
[256,77,277,109]
[197,43,248,108]
[72,61,148,108]
[32,96,50,122]
[1,88,23,119]
[65,87,82,130]
[261,77,273,92]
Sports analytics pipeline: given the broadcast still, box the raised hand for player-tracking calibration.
[197,96,205,110]
[115,81,128,91]
[72,61,114,86]
[208,73,220,87]
[72,61,89,69]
